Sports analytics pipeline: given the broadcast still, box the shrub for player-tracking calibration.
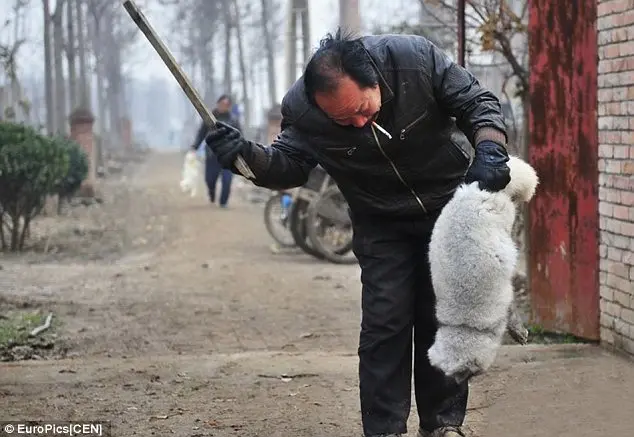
[0,122,69,251]
[54,136,89,205]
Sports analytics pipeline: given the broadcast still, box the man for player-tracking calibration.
[204,30,510,437]
[191,94,242,208]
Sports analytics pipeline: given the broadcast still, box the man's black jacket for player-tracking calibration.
[242,34,508,220]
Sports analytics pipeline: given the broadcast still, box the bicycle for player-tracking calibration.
[263,166,355,264]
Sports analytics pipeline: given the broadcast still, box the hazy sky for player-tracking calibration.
[0,0,426,129]
[0,1,346,82]
[0,0,422,81]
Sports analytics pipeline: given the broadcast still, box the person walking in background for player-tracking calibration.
[191,94,242,208]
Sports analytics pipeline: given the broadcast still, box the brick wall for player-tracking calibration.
[597,0,634,355]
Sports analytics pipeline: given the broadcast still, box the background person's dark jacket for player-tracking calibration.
[243,34,508,220]
[192,110,242,153]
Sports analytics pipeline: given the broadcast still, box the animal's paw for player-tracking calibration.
[428,324,502,382]
[507,302,529,345]
[428,341,483,384]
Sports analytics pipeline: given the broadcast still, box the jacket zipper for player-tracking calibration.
[371,125,427,213]
[399,111,428,140]
[325,146,357,156]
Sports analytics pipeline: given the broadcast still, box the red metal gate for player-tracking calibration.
[527,0,600,340]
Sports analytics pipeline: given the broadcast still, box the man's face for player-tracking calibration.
[314,75,381,128]
[216,98,231,113]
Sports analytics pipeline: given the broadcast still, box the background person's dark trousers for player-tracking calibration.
[205,153,234,207]
[352,213,469,437]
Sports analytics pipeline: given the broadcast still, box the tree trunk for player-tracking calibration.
[75,0,90,109]
[0,214,6,250]
[339,0,361,33]
[261,0,277,107]
[88,7,108,152]
[52,0,67,134]
[66,0,78,111]
[43,0,55,134]
[222,0,233,96]
[232,0,250,130]
[10,213,19,252]
[202,40,216,106]
[104,23,123,151]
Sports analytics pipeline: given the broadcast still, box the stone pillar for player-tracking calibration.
[69,108,96,197]
[121,117,132,151]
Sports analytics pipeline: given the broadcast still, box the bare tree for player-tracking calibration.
[0,1,30,123]
[51,0,67,134]
[222,0,233,95]
[420,0,529,152]
[66,0,78,110]
[75,0,90,109]
[87,1,116,150]
[339,0,361,33]
[260,0,276,107]
[232,0,250,129]
[159,0,286,132]
[86,1,109,142]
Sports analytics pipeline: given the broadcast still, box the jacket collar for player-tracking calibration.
[361,42,394,106]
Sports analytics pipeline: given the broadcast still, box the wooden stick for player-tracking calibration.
[121,0,255,179]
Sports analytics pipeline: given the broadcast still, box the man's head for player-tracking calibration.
[304,29,381,128]
[216,94,232,114]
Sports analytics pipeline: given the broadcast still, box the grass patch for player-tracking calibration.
[0,310,50,348]
[0,309,63,362]
[527,324,592,344]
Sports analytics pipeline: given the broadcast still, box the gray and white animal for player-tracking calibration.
[427,155,539,383]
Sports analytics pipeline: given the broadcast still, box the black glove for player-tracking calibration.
[205,121,250,169]
[464,141,510,192]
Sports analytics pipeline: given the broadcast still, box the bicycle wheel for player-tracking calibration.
[289,198,328,260]
[263,192,296,248]
[305,185,357,265]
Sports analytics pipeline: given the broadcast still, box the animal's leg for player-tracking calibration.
[506,300,529,345]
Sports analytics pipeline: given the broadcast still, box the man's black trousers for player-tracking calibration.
[352,212,469,437]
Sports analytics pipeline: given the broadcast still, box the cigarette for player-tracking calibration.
[372,121,392,140]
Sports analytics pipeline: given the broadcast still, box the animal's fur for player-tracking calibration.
[180,150,202,197]
[427,156,539,383]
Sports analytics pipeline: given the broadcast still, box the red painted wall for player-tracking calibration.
[528,0,600,339]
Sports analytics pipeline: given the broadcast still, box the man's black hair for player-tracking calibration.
[303,28,379,102]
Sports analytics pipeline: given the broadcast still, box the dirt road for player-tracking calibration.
[1,151,633,437]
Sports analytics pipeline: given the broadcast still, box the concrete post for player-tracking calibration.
[266,104,283,144]
[69,108,96,197]
[121,116,132,151]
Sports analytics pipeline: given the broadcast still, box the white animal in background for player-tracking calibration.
[427,155,539,383]
[180,150,202,197]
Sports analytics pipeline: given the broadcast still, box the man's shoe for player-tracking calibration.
[418,426,465,437]
[431,426,466,437]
